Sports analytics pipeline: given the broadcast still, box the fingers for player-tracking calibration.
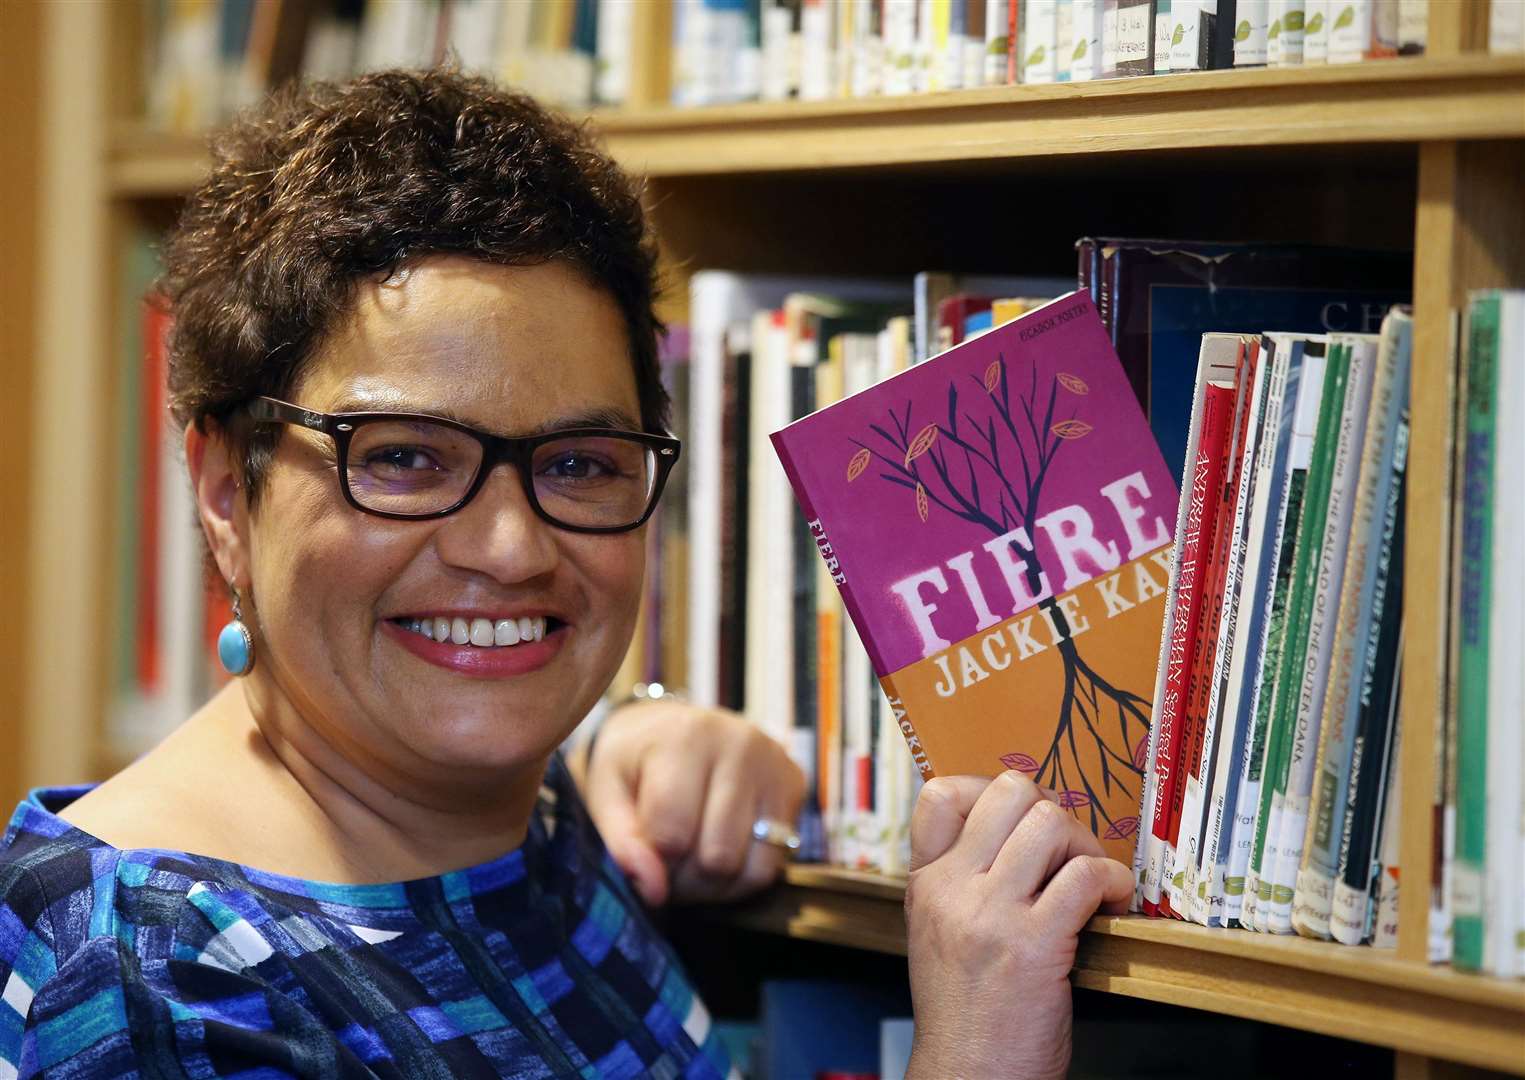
[989,798,1106,897]
[909,775,993,872]
[949,771,1049,875]
[1029,855,1134,937]
[584,761,671,906]
[634,747,709,864]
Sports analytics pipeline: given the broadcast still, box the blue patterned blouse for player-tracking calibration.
[0,759,733,1079]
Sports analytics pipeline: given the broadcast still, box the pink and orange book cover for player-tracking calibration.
[771,292,1178,862]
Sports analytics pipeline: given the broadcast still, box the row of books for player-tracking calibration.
[141,0,1525,132]
[679,0,1436,107]
[639,240,1414,874]
[1427,290,1525,978]
[146,0,624,132]
[108,229,232,758]
[1135,312,1412,948]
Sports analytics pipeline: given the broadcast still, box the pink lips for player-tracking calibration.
[381,619,565,679]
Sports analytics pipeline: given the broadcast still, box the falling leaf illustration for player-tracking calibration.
[984,361,1002,393]
[1268,17,1281,38]
[1132,736,1149,771]
[847,447,871,482]
[1027,44,1046,67]
[1057,790,1091,809]
[1235,19,1250,41]
[1073,37,1087,60]
[1103,816,1139,840]
[1001,752,1040,774]
[1333,5,1354,29]
[904,423,939,465]
[1056,372,1090,395]
[1172,23,1184,45]
[1050,419,1094,440]
[1305,10,1324,32]
[1286,9,1305,31]
[915,483,929,522]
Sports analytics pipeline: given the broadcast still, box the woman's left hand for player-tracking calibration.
[578,701,806,906]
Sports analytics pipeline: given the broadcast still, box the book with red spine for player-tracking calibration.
[1141,342,1238,915]
[1169,336,1261,916]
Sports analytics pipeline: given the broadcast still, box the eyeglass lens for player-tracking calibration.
[344,419,658,527]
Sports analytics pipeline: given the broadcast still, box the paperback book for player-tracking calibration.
[772,293,1178,863]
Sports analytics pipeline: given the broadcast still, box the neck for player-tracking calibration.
[198,680,547,884]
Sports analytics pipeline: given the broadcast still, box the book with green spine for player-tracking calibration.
[1253,338,1349,931]
[1451,293,1499,972]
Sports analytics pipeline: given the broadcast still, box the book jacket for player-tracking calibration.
[772,292,1179,862]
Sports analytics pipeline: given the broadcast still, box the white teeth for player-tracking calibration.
[469,617,494,647]
[534,618,545,642]
[418,620,433,640]
[450,617,470,645]
[433,616,450,642]
[495,619,519,646]
[517,616,533,641]
[403,615,551,648]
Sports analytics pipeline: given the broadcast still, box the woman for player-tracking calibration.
[0,70,1131,1079]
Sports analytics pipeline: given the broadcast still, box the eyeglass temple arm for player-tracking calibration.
[247,397,340,435]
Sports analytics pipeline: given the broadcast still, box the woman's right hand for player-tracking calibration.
[903,773,1134,1080]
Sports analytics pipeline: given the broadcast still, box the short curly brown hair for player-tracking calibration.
[160,67,666,504]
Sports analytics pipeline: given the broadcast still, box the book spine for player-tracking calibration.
[1451,294,1499,971]
[1222,337,1296,923]
[1434,309,1466,963]
[1244,343,1329,927]
[1269,334,1375,933]
[1295,312,1409,941]
[1235,0,1270,66]
[1302,0,1327,61]
[1490,0,1525,54]
[1196,339,1271,924]
[1177,343,1258,920]
[1256,341,1354,933]
[1396,0,1425,53]
[1154,0,1173,70]
[1330,419,1407,945]
[1369,675,1404,949]
[1483,292,1524,978]
[1023,0,1059,82]
[1152,381,1234,916]
[1101,0,1120,74]
[1070,0,1105,79]
[1113,0,1155,75]
[1326,0,1372,63]
[1268,0,1306,65]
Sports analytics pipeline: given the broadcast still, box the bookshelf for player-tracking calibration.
[24,1,1525,1076]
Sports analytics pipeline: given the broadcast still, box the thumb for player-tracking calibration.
[587,774,672,907]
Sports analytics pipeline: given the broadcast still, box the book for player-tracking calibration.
[1234,0,1271,66]
[1154,0,1173,69]
[1451,294,1499,972]
[1137,339,1237,913]
[1220,333,1303,924]
[1241,337,1329,931]
[1071,0,1107,78]
[1113,0,1155,75]
[1491,0,1525,54]
[1074,238,1411,486]
[1294,309,1410,941]
[772,293,1177,864]
[1263,331,1377,933]
[1268,0,1306,65]
[1303,0,1330,61]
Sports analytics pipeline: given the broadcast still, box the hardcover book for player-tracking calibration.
[771,293,1178,864]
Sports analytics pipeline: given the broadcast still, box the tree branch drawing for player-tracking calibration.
[848,356,1149,841]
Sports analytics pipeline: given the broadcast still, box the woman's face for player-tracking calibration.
[239,256,647,777]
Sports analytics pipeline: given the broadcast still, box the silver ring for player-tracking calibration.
[751,817,801,852]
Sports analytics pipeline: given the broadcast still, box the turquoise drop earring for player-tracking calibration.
[217,589,255,677]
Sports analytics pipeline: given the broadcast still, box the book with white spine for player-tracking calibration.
[1219,334,1299,925]
[1397,0,1426,53]
[1024,0,1060,81]
[1235,0,1271,66]
[1302,0,1329,61]
[1491,0,1525,53]
[1263,332,1377,933]
[1294,309,1411,941]
[1268,0,1306,65]
[1192,337,1275,925]
[1071,0,1107,78]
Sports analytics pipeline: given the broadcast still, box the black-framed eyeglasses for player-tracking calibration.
[246,397,680,533]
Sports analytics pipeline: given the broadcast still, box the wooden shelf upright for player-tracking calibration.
[25,1,1525,1077]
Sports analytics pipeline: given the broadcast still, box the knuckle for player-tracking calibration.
[696,841,744,877]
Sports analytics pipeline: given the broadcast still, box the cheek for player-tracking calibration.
[571,534,646,624]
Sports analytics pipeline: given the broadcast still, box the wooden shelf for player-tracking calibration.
[107,56,1525,196]
[709,866,1525,1074]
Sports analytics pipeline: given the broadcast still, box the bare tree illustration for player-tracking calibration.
[847,356,1149,839]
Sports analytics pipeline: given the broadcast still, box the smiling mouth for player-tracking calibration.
[390,615,562,649]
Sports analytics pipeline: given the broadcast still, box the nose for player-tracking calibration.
[432,463,561,585]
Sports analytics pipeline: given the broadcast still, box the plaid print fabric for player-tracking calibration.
[0,758,734,1079]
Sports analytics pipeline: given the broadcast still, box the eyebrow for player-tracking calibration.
[323,395,643,437]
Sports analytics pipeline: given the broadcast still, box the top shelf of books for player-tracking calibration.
[108,55,1525,196]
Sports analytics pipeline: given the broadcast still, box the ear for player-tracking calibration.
[185,420,251,592]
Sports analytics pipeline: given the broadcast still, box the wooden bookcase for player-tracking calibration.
[23,1,1524,1075]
